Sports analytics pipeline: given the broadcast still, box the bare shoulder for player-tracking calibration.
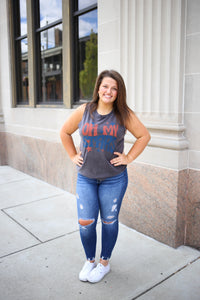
[69,103,87,122]
[61,103,87,135]
[76,103,87,113]
[125,108,149,138]
[125,109,138,128]
[74,103,87,116]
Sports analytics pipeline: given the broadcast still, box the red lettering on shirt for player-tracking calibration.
[82,123,98,136]
[103,125,118,137]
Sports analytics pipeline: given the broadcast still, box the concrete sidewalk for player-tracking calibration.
[0,166,200,300]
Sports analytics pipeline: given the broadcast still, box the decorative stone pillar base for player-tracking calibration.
[185,170,200,249]
[120,163,187,248]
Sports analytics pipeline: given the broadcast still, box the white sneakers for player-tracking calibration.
[79,261,96,281]
[87,263,110,283]
[79,261,111,283]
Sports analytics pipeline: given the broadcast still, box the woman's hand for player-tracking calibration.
[71,152,83,167]
[110,152,132,166]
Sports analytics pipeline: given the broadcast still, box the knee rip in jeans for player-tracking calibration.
[102,218,117,225]
[79,219,94,226]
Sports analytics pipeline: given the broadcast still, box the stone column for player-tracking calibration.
[0,60,4,128]
[0,54,5,164]
[120,0,188,154]
[118,0,188,247]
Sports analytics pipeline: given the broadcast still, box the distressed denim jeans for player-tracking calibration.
[76,169,128,261]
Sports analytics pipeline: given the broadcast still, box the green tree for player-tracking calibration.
[79,31,97,99]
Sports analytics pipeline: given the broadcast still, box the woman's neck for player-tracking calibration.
[97,102,113,115]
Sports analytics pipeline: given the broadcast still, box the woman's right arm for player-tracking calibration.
[60,104,86,166]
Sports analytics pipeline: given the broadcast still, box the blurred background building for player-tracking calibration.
[0,0,199,249]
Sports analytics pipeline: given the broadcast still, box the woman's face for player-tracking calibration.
[98,77,118,105]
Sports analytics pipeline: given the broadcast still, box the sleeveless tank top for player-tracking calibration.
[77,106,127,179]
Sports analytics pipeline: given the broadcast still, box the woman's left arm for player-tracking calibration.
[110,110,151,166]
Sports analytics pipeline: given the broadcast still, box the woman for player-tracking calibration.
[60,70,150,283]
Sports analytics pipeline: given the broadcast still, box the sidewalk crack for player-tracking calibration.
[131,256,200,300]
[2,192,65,210]
[2,209,42,243]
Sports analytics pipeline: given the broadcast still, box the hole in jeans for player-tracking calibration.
[79,219,94,226]
[111,204,117,212]
[102,219,116,225]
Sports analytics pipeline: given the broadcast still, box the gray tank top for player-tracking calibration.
[78,106,127,179]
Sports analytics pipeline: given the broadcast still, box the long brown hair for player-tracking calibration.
[87,70,130,125]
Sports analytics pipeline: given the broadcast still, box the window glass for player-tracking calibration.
[78,0,97,10]
[39,25,63,103]
[78,9,97,38]
[20,38,29,102]
[15,1,28,104]
[78,9,97,100]
[20,0,27,35]
[40,24,62,50]
[40,0,62,27]
[12,0,97,106]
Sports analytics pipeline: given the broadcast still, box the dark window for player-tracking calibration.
[13,0,29,104]
[72,0,98,103]
[36,0,63,104]
[10,0,98,107]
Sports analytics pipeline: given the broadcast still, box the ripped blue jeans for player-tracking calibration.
[76,169,128,261]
